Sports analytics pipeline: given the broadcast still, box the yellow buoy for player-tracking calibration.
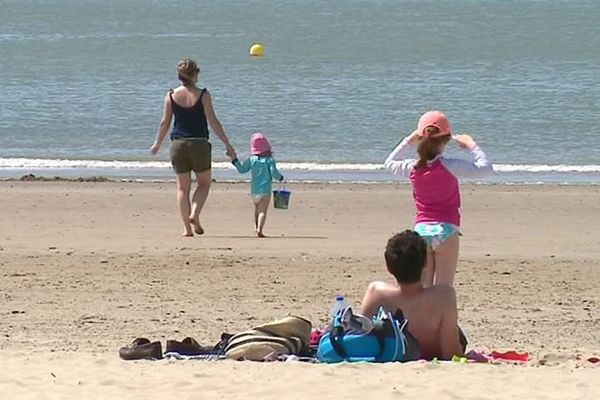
[249,43,264,57]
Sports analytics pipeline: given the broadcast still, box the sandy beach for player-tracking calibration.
[1,181,598,399]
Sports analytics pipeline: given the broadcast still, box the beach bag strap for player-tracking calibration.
[328,318,387,360]
[328,326,347,357]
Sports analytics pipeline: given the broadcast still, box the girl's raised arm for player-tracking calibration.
[442,135,493,178]
[384,132,420,177]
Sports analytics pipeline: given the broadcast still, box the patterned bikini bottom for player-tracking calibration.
[414,222,460,250]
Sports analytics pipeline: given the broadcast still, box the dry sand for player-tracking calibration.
[0,181,598,399]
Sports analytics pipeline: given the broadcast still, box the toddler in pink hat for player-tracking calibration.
[231,132,284,237]
[250,132,272,156]
[384,111,493,287]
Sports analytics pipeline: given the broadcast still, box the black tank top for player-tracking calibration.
[169,88,210,140]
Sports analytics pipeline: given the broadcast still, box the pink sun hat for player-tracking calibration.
[416,110,452,138]
[250,132,272,155]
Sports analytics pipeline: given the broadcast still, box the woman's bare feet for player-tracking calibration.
[182,229,193,237]
[189,216,204,235]
[256,231,265,238]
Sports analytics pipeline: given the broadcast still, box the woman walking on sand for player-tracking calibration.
[384,111,493,287]
[151,58,236,237]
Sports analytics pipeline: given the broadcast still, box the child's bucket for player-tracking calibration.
[273,188,291,210]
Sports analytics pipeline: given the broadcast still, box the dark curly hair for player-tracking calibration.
[384,230,427,284]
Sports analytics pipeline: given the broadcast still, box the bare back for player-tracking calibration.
[171,86,203,108]
[360,281,462,360]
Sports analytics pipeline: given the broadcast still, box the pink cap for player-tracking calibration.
[416,111,452,138]
[250,132,272,155]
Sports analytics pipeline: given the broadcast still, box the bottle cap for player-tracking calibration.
[335,295,344,301]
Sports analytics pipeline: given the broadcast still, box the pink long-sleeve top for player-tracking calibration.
[384,137,493,226]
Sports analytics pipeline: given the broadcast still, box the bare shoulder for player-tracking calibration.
[427,285,457,305]
[366,280,397,293]
[364,280,402,304]
[201,89,213,105]
[360,280,401,317]
[169,86,185,101]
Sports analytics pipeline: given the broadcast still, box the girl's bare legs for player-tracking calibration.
[253,200,259,233]
[189,170,211,235]
[432,233,460,286]
[421,248,435,288]
[175,172,193,236]
[255,194,271,237]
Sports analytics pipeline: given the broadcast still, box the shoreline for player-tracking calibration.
[3,172,600,186]
[3,158,600,185]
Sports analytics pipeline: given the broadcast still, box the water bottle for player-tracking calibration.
[331,294,348,318]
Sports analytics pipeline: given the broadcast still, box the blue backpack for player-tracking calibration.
[317,306,421,363]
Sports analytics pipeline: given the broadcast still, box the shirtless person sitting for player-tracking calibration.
[359,230,465,360]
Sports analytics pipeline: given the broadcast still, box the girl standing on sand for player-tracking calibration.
[230,132,284,238]
[151,58,236,237]
[384,111,493,287]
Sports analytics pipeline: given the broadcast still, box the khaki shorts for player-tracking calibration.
[170,138,212,174]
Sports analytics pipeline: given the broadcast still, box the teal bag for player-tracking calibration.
[317,306,420,363]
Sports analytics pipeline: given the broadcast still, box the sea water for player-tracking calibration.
[1,0,599,183]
